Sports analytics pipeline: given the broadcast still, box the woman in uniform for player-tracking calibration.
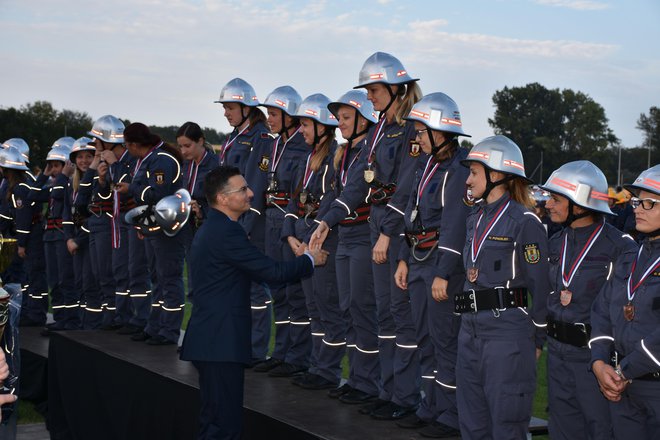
[392,92,470,438]
[215,78,272,362]
[280,93,341,384]
[63,137,99,329]
[177,121,218,302]
[28,141,77,332]
[251,86,311,374]
[456,135,550,439]
[591,164,660,438]
[115,122,184,346]
[310,90,379,403]
[0,146,48,327]
[541,161,638,439]
[85,115,125,330]
[353,51,423,420]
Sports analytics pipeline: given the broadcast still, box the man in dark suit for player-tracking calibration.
[180,166,327,440]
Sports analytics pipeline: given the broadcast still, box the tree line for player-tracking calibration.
[1,88,657,187]
[0,101,227,167]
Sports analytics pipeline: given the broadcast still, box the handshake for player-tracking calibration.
[304,246,329,267]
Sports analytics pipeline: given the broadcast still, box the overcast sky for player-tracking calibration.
[2,0,658,149]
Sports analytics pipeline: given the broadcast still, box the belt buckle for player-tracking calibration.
[468,289,476,312]
[495,286,507,311]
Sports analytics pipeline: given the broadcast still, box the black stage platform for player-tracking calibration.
[19,328,548,439]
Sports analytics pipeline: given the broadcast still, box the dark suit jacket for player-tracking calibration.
[180,208,313,364]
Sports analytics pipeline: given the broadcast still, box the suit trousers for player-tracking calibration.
[193,361,245,440]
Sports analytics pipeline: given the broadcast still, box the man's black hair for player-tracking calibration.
[204,165,241,205]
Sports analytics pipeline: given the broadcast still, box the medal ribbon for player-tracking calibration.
[186,150,208,193]
[470,199,511,264]
[415,156,440,208]
[220,124,250,165]
[626,245,660,302]
[366,118,386,167]
[111,188,121,249]
[560,221,605,289]
[133,142,162,177]
[340,145,362,187]
[302,150,316,190]
[271,128,301,173]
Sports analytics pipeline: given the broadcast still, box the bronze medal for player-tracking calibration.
[623,302,635,321]
[467,267,478,283]
[364,169,375,183]
[300,190,308,205]
[560,289,572,306]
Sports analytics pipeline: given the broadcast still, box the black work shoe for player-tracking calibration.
[371,402,417,420]
[328,383,353,399]
[130,331,151,342]
[117,324,142,335]
[395,414,430,429]
[291,372,314,387]
[419,421,461,438]
[268,362,307,377]
[253,358,282,373]
[146,335,176,346]
[298,374,337,390]
[359,398,390,415]
[339,389,376,405]
[101,323,122,331]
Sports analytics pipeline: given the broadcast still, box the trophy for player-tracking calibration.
[0,237,19,423]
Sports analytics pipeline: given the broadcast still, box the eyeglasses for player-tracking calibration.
[415,129,428,138]
[630,197,660,210]
[222,185,249,195]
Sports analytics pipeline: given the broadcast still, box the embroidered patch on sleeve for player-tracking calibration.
[523,243,540,264]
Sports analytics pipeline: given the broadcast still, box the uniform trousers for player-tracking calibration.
[20,224,48,325]
[547,337,612,439]
[144,233,185,343]
[336,226,379,396]
[611,380,660,440]
[369,206,420,407]
[408,253,460,428]
[44,235,76,328]
[457,311,536,439]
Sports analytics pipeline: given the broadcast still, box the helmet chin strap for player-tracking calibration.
[345,109,369,149]
[236,104,250,128]
[429,133,454,157]
[480,167,515,201]
[562,201,592,228]
[312,121,331,146]
[279,110,298,137]
[379,83,403,119]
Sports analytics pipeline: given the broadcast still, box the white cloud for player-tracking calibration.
[535,0,610,11]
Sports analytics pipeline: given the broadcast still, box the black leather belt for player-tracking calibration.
[454,287,528,314]
[547,317,591,348]
[611,352,660,381]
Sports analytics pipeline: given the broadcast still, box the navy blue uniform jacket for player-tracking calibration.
[180,208,314,364]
